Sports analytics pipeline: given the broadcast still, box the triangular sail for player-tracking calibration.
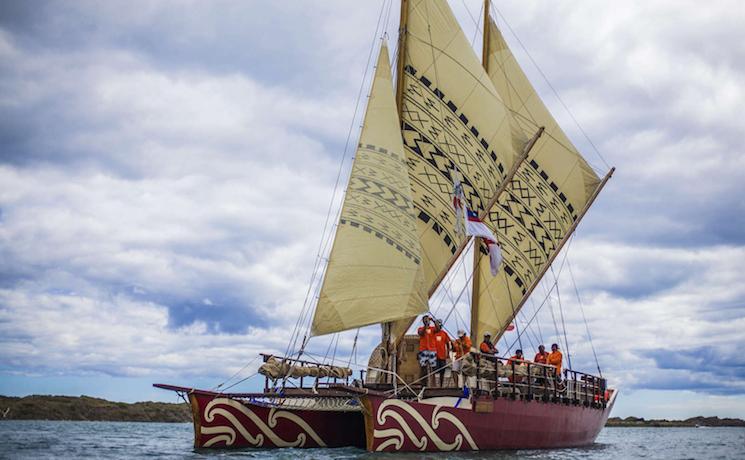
[389,0,523,338]
[469,16,602,341]
[311,44,427,336]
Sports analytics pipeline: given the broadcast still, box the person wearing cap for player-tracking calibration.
[417,315,437,385]
[548,343,563,378]
[432,319,451,387]
[479,332,497,355]
[451,330,471,386]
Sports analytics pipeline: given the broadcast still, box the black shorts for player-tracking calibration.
[436,359,447,371]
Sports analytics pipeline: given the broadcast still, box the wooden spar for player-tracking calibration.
[494,167,616,342]
[482,0,491,73]
[427,127,544,298]
[472,0,491,339]
[395,0,410,118]
[387,0,410,371]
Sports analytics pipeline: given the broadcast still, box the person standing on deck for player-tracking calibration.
[534,345,549,365]
[507,349,525,384]
[433,319,451,387]
[417,316,437,386]
[451,330,472,372]
[479,332,497,355]
[548,343,563,380]
[534,344,550,386]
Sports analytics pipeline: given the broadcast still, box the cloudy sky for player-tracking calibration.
[1,0,744,419]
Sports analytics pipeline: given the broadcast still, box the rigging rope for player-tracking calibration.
[489,3,611,172]
[568,258,602,377]
[550,265,573,370]
[284,0,391,362]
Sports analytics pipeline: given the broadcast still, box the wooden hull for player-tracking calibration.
[187,389,365,449]
[361,391,617,452]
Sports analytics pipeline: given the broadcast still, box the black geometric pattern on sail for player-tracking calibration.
[479,157,580,295]
[340,143,421,264]
[400,64,507,260]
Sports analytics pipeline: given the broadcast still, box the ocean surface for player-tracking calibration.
[0,421,743,459]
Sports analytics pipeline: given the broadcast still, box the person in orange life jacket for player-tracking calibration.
[548,343,563,379]
[534,344,550,385]
[433,319,451,387]
[417,315,437,384]
[479,332,497,356]
[451,330,472,374]
[534,345,549,364]
[507,349,525,383]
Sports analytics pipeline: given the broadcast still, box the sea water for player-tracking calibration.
[0,421,743,459]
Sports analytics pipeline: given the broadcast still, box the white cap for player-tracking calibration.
[483,331,492,337]
[457,329,466,336]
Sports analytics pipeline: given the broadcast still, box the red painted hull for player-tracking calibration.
[362,391,617,452]
[188,390,365,449]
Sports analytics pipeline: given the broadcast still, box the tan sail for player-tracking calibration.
[311,43,427,337]
[388,0,523,339]
[469,16,602,341]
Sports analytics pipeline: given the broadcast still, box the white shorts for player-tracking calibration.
[418,350,437,367]
[451,360,462,372]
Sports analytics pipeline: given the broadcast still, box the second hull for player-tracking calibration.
[362,391,616,452]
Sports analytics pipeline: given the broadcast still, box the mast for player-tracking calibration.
[395,0,410,118]
[428,127,543,299]
[472,0,491,339]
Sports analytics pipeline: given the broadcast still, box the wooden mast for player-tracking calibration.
[387,0,410,381]
[472,0,491,340]
[395,0,410,118]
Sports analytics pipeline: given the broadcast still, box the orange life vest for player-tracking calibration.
[453,336,472,359]
[417,326,436,351]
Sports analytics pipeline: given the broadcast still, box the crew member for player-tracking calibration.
[479,332,497,355]
[433,319,451,387]
[534,345,549,365]
[534,344,550,386]
[417,315,437,385]
[507,349,525,383]
[548,343,563,379]
[451,330,471,386]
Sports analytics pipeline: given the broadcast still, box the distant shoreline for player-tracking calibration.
[0,395,191,423]
[2,395,744,426]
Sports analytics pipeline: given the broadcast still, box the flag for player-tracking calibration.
[452,180,503,276]
[505,323,515,331]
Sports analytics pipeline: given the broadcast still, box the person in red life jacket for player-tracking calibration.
[507,349,525,383]
[479,332,497,355]
[548,343,563,379]
[432,319,451,387]
[451,330,472,376]
[417,315,437,385]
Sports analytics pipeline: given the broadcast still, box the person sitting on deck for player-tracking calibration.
[433,319,451,387]
[479,332,497,356]
[417,315,437,386]
[548,343,563,379]
[507,349,525,383]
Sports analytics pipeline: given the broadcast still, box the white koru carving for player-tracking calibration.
[201,398,327,448]
[374,399,478,451]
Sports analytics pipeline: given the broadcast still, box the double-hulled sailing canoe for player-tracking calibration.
[155,0,616,452]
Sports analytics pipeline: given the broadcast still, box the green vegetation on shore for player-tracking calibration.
[605,416,745,427]
[0,395,190,423]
